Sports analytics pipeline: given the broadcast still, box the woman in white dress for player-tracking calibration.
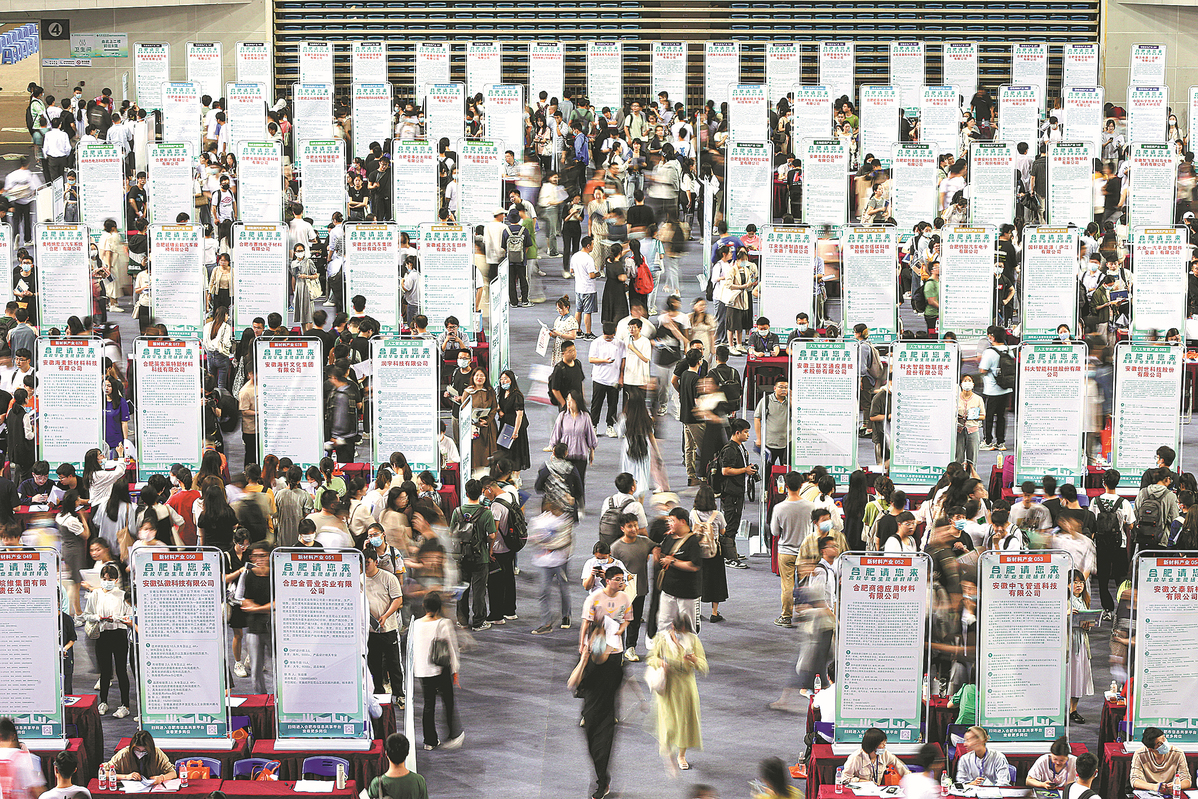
[1068,569,1095,723]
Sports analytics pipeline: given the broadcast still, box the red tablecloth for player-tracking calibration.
[953,742,1087,784]
[231,694,276,740]
[810,743,943,796]
[1099,743,1198,799]
[742,355,789,411]
[251,739,386,785]
[116,736,251,779]
[218,780,358,799]
[87,779,221,796]
[32,739,89,787]
[1098,699,1127,749]
[65,695,104,781]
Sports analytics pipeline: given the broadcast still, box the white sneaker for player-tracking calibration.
[112,706,131,719]
[624,647,640,662]
[97,702,109,715]
[233,662,248,678]
[442,732,465,750]
[93,680,101,691]
[606,425,617,438]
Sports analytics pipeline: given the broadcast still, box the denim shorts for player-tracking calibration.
[577,292,598,314]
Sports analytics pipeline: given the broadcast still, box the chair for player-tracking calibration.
[908,765,926,773]
[232,758,281,780]
[945,723,970,747]
[301,756,350,780]
[1117,720,1131,742]
[1008,766,1018,785]
[814,720,835,743]
[175,756,222,778]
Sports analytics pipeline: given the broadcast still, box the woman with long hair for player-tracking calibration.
[97,481,136,559]
[459,367,498,476]
[648,614,709,773]
[319,456,346,499]
[379,483,417,552]
[291,243,318,326]
[692,484,728,622]
[208,252,234,313]
[260,454,280,491]
[496,369,530,471]
[688,297,715,359]
[196,449,226,488]
[224,528,252,677]
[601,243,630,324]
[82,446,127,511]
[102,375,131,457]
[233,540,274,694]
[410,591,463,750]
[625,238,650,312]
[197,483,237,551]
[388,451,414,484]
[56,488,91,617]
[203,305,234,390]
[620,391,661,501]
[1067,568,1095,722]
[841,470,870,551]
[83,561,134,717]
[549,389,599,509]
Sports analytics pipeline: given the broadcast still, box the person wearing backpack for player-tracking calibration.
[482,476,523,624]
[501,210,530,307]
[597,473,648,546]
[921,260,940,332]
[1092,469,1134,621]
[709,345,743,417]
[977,326,1013,452]
[449,480,498,632]
[1133,468,1178,555]
[1062,752,1101,799]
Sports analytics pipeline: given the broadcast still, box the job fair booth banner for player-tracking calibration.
[414,42,450,105]
[78,142,125,237]
[299,40,335,85]
[352,83,394,161]
[977,551,1071,744]
[704,42,740,107]
[392,140,439,223]
[186,42,223,101]
[819,41,855,105]
[36,337,103,469]
[424,83,464,153]
[134,339,204,482]
[859,86,899,168]
[1014,343,1088,484]
[134,42,170,111]
[1130,227,1187,342]
[0,549,64,741]
[790,341,859,482]
[1047,141,1098,228]
[586,42,623,117]
[233,224,289,332]
[1021,227,1080,342]
[256,339,324,470]
[998,85,1040,149]
[1062,43,1100,89]
[1128,143,1178,231]
[1062,86,1104,148]
[299,141,346,235]
[345,223,402,335]
[841,226,899,342]
[1129,43,1168,86]
[272,549,372,743]
[420,223,475,337]
[149,224,205,336]
[133,549,229,742]
[943,42,978,103]
[890,143,937,233]
[236,141,284,223]
[0,225,10,306]
[458,139,503,227]
[1011,43,1048,100]
[1132,554,1198,743]
[528,41,565,107]
[793,87,833,151]
[760,226,816,335]
[490,269,511,380]
[162,82,202,155]
[920,86,960,157]
[802,138,849,228]
[371,337,440,471]
[969,142,1016,228]
[484,85,524,164]
[226,82,267,145]
[352,41,388,85]
[890,341,959,486]
[888,41,924,109]
[725,142,772,235]
[35,225,91,335]
[1128,86,1168,144]
[940,226,997,341]
[652,41,688,105]
[466,41,502,101]
[148,142,194,225]
[835,553,929,746]
[236,41,273,88]
[1112,344,1183,491]
[729,84,768,145]
[766,41,801,107]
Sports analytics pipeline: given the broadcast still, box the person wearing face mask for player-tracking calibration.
[129,518,170,556]
[290,244,318,326]
[364,548,406,708]
[106,730,177,785]
[82,562,134,717]
[841,728,910,784]
[364,522,404,575]
[444,347,474,438]
[294,518,322,549]
[1131,727,1193,794]
[956,377,985,467]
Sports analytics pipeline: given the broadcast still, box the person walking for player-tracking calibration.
[717,419,755,568]
[410,592,463,750]
[529,500,575,634]
[548,390,599,511]
[956,376,985,466]
[648,614,708,773]
[568,609,625,799]
[233,540,274,694]
[691,484,728,622]
[82,562,133,717]
[364,549,406,708]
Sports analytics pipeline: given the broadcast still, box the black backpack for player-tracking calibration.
[492,496,527,553]
[706,442,737,497]
[598,496,635,544]
[451,507,490,565]
[1093,496,1125,547]
[711,364,742,408]
[1133,492,1167,549]
[910,282,928,313]
[994,348,1017,391]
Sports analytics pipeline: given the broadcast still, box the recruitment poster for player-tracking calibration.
[225,82,267,144]
[1132,554,1198,743]
[729,84,768,145]
[352,41,387,85]
[1010,42,1048,100]
[528,41,565,105]
[0,549,64,740]
[133,549,227,740]
[890,143,937,232]
[272,550,371,741]
[236,41,273,88]
[298,140,345,234]
[484,85,524,164]
[890,341,958,484]
[940,226,996,340]
[704,41,741,106]
[942,42,978,102]
[1129,44,1168,86]
[819,41,855,104]
[835,553,928,744]
[1014,343,1087,483]
[34,225,91,334]
[859,85,899,168]
[351,82,393,160]
[371,337,439,471]
[135,339,204,481]
[413,42,450,105]
[299,40,334,85]
[77,142,124,237]
[651,41,688,104]
[458,139,503,227]
[1112,344,1182,490]
[392,140,439,223]
[292,83,334,151]
[586,41,623,116]
[792,86,832,148]
[149,224,206,336]
[888,41,924,108]
[1061,86,1103,147]
[920,85,959,155]
[345,223,401,334]
[760,226,815,335]
[236,141,284,223]
[256,339,324,469]
[766,41,801,107]
[789,341,859,481]
[725,142,771,234]
[489,268,511,380]
[1047,141,1097,228]
[977,551,1071,742]
[1130,227,1187,341]
[466,41,502,100]
[134,42,170,111]
[424,83,464,150]
[233,223,289,331]
[998,85,1040,149]
[419,223,474,336]
[1021,227,1079,341]
[0,225,10,306]
[185,42,223,101]
[1127,143,1177,230]
[36,337,103,467]
[802,138,849,227]
[1062,42,1100,88]
[1127,86,1168,144]
[147,142,194,224]
[969,142,1016,227]
[841,226,899,341]
[162,82,201,154]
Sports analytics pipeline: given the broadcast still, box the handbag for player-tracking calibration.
[644,664,667,694]
[84,619,101,640]
[180,760,211,780]
[429,618,453,669]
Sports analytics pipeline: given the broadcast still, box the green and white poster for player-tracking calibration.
[133,549,228,740]
[978,551,1071,743]
[150,224,206,336]
[490,268,510,381]
[725,142,772,234]
[1021,227,1079,342]
[790,341,859,482]
[1014,343,1087,484]
[890,341,958,485]
[939,225,996,340]
[1112,344,1183,491]
[351,83,393,161]
[298,140,345,235]
[1128,144,1178,232]
[148,143,195,225]
[372,338,439,471]
[841,226,898,342]
[34,224,91,334]
[236,141,284,223]
[1130,227,1187,342]
[969,142,1016,228]
[759,226,815,336]
[890,143,937,233]
[0,549,64,740]
[293,84,334,154]
[457,139,502,229]
[345,223,401,334]
[1047,141,1097,228]
[859,85,899,168]
[135,339,203,482]
[256,339,324,470]
[420,223,474,336]
[425,82,464,151]
[1132,555,1198,743]
[36,337,103,469]
[78,142,124,238]
[802,138,849,227]
[233,223,289,331]
[392,140,439,223]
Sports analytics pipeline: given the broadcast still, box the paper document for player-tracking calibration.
[536,322,550,357]
[497,423,515,448]
[294,781,337,793]
[227,696,248,707]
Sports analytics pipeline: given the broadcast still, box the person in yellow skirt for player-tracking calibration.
[647,614,708,773]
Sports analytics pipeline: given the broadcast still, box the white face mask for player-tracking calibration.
[299,533,315,545]
[961,381,973,392]
[818,520,832,533]
[101,580,116,591]
[1059,331,1070,341]
[369,536,383,548]
[137,528,155,542]
[500,380,511,390]
[458,359,470,369]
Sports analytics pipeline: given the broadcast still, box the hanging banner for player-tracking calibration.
[888,41,925,108]
[942,42,978,103]
[1130,44,1168,87]
[1011,43,1048,102]
[1130,227,1187,341]
[133,549,226,740]
[1014,343,1087,483]
[528,41,564,105]
[272,549,370,741]
[414,42,450,105]
[466,41,502,100]
[1047,141,1097,227]
[236,41,273,89]
[651,41,688,106]
[236,141,283,223]
[0,549,64,740]
[186,42,223,101]
[766,41,801,107]
[792,86,833,143]
[1127,86,1168,144]
[162,82,202,155]
[392,140,439,223]
[760,226,815,336]
[351,82,393,160]
[371,337,439,470]
[586,42,623,117]
[790,340,859,480]
[860,86,899,168]
[1191,87,1198,160]
[345,223,401,334]
[1112,343,1183,490]
[352,41,387,85]
[940,225,997,340]
[890,342,959,485]
[920,85,959,156]
[729,84,768,145]
[78,142,125,237]
[1021,227,1080,342]
[34,226,90,335]
[226,82,267,145]
[134,42,170,111]
[298,140,345,234]
[725,142,772,234]
[458,139,503,227]
[842,226,899,342]
[36,337,103,466]
[802,138,849,227]
[71,33,127,58]
[292,83,334,151]
[1128,142,1177,231]
[977,551,1071,742]
[484,85,524,164]
[256,339,324,468]
[148,142,195,225]
[1062,43,1100,89]
[489,269,511,380]
[819,41,855,104]
[233,223,289,331]
[1061,86,1104,146]
[704,41,741,106]
[425,83,464,151]
[299,40,334,86]
[419,223,474,336]
[1132,554,1198,743]
[150,224,205,336]
[835,553,928,744]
[891,143,937,232]
[998,85,1040,149]
[969,141,1016,227]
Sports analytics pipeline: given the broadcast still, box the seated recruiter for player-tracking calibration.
[1131,727,1193,794]
[841,727,911,784]
[956,726,1011,786]
[106,730,178,786]
[1026,737,1077,790]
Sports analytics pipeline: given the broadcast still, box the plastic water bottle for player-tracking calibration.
[941,770,952,796]
[835,767,845,794]
[1173,774,1181,799]
[178,764,188,788]
[336,763,346,790]
[814,674,822,693]
[99,764,107,791]
[1109,680,1118,697]
[104,764,113,791]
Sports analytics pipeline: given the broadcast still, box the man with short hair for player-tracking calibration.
[597,473,647,544]
[1064,753,1100,799]
[573,236,599,338]
[754,380,790,470]
[42,750,87,799]
[772,471,816,627]
[588,322,623,436]
[1009,481,1052,539]
[922,260,940,332]
[747,316,781,357]
[550,340,585,409]
[1093,469,1133,622]
[376,733,429,797]
[450,479,497,631]
[719,419,756,569]
[678,348,706,485]
[502,209,530,307]
[482,476,520,623]
[610,514,652,660]
[978,325,1012,451]
[7,309,38,357]
[364,548,405,707]
[620,318,652,398]
[655,507,702,631]
[580,565,633,658]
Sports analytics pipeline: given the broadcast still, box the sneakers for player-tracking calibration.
[980,442,995,451]
[442,732,465,750]
[592,785,610,799]
[605,425,617,438]
[726,559,749,570]
[93,680,101,691]
[471,621,492,631]
[233,661,249,678]
[560,616,571,629]
[112,706,131,719]
[996,442,1008,451]
[624,647,640,662]
[487,617,506,625]
[774,615,794,628]
[98,702,109,715]
[531,624,553,635]
[709,612,725,622]
[503,614,519,621]
[422,743,437,751]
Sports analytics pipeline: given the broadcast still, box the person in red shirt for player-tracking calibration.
[166,467,202,546]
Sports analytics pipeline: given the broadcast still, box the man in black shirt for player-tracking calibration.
[655,507,702,631]
[549,341,585,408]
[125,172,147,231]
[1101,162,1123,226]
[626,189,656,236]
[676,348,705,485]
[719,419,756,569]
[368,156,392,221]
[969,88,994,123]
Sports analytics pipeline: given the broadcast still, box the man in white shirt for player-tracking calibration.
[572,236,599,338]
[588,322,624,436]
[615,305,656,344]
[938,159,967,213]
[483,208,508,275]
[43,117,73,182]
[596,473,648,542]
[287,203,317,253]
[620,318,652,393]
[1063,752,1100,799]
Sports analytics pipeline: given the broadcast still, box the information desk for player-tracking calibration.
[87,778,221,796]
[65,695,105,781]
[251,739,386,785]
[810,743,944,797]
[1097,699,1127,749]
[952,743,1088,785]
[742,354,789,411]
[115,736,251,778]
[1099,743,1198,799]
[32,739,90,787]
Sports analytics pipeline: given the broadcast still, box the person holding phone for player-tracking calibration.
[956,377,985,467]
